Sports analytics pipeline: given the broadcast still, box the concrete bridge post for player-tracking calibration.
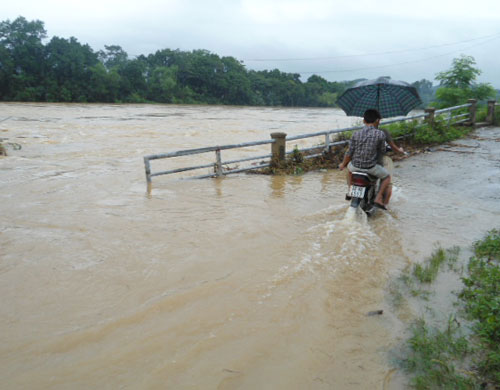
[271,132,287,166]
[424,107,436,125]
[468,99,477,126]
[486,100,496,125]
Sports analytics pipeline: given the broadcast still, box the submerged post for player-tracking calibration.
[424,107,436,125]
[144,157,152,184]
[486,100,496,125]
[468,99,477,126]
[215,148,223,177]
[324,132,331,152]
[270,132,287,166]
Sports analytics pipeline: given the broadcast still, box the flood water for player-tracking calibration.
[1,103,499,389]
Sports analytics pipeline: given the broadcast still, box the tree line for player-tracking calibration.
[0,16,495,108]
[0,16,352,106]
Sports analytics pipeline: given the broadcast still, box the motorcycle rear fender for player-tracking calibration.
[352,172,373,186]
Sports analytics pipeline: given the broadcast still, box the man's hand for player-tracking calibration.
[339,154,351,171]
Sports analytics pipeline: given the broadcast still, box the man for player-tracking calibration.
[338,109,390,210]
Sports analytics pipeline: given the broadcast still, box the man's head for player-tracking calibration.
[363,109,382,126]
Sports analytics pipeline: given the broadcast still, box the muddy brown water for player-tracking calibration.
[1,103,499,389]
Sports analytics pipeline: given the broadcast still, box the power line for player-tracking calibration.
[243,32,500,62]
[290,35,500,75]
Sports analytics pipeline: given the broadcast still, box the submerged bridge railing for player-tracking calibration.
[143,99,497,186]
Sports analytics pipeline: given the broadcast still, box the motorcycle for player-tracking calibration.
[346,145,392,216]
[344,145,402,216]
[347,172,380,216]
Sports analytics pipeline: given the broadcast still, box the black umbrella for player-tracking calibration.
[336,77,422,118]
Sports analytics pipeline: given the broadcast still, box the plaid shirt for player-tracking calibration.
[347,125,386,169]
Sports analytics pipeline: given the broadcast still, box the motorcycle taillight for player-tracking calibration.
[352,174,370,186]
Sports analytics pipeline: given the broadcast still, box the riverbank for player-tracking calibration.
[380,126,500,389]
[387,229,500,389]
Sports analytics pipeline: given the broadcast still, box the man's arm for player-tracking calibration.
[339,154,351,170]
[381,128,405,154]
[339,138,354,170]
[388,140,405,154]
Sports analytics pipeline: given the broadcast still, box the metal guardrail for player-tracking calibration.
[144,139,274,182]
[143,101,489,185]
[143,125,370,184]
[435,103,472,125]
[434,103,471,114]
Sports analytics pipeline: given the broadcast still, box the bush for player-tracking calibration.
[382,120,420,140]
[403,318,473,390]
[382,118,470,146]
[459,230,500,385]
[413,118,470,145]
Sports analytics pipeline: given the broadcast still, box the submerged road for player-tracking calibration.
[0,103,499,389]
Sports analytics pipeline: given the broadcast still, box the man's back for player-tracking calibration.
[349,125,386,169]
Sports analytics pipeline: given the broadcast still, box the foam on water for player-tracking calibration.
[267,206,382,291]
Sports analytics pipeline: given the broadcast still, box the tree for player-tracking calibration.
[8,16,469,107]
[44,36,99,101]
[0,16,47,100]
[217,56,253,105]
[117,57,148,101]
[412,79,435,107]
[148,65,178,103]
[98,45,128,70]
[435,55,480,89]
[434,55,495,107]
[304,75,328,106]
[88,62,121,102]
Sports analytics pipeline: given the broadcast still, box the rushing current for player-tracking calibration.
[1,103,499,389]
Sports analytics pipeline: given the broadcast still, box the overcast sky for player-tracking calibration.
[2,0,500,86]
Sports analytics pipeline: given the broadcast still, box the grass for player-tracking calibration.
[460,229,500,385]
[472,228,500,260]
[395,230,500,389]
[402,317,474,390]
[412,247,460,284]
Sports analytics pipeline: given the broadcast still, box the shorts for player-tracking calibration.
[347,162,389,179]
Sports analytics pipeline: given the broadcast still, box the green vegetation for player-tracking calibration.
[413,247,459,284]
[403,318,473,390]
[433,55,496,108]
[3,16,496,112]
[0,15,446,108]
[0,16,353,106]
[412,79,436,108]
[392,246,460,300]
[394,230,500,389]
[471,228,500,260]
[460,229,500,384]
[381,117,472,147]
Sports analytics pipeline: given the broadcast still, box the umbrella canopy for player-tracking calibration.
[336,77,422,118]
